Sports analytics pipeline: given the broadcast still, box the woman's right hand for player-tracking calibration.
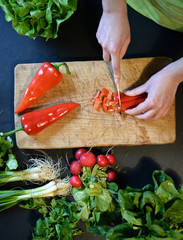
[96,0,131,83]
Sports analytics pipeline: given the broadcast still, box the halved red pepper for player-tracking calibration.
[114,92,147,104]
[116,97,147,112]
[15,62,71,114]
[4,102,80,136]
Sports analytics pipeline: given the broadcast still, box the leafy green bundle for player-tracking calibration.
[32,198,83,240]
[0,135,18,171]
[72,164,120,225]
[0,0,77,40]
[88,170,183,239]
[31,170,183,239]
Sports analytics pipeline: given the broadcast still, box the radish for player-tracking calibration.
[70,175,82,187]
[106,154,116,166]
[106,169,117,182]
[70,161,82,175]
[80,151,97,167]
[97,154,109,167]
[75,148,87,160]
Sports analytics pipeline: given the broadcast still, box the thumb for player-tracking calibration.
[125,83,147,96]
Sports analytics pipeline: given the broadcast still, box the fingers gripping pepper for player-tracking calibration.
[15,62,71,114]
[4,102,80,136]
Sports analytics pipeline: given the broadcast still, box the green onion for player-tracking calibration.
[0,178,71,211]
[0,154,62,185]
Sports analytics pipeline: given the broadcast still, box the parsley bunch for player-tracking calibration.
[0,135,18,171]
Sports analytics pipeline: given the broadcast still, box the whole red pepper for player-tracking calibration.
[4,102,80,136]
[15,62,71,114]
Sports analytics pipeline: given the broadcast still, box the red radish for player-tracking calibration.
[106,169,117,182]
[80,151,97,167]
[97,154,109,167]
[70,161,82,175]
[106,154,116,166]
[70,175,82,187]
[75,148,87,160]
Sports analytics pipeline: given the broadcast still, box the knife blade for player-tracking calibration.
[105,62,122,119]
[116,82,123,118]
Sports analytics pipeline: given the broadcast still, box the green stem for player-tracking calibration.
[53,62,71,75]
[3,125,24,136]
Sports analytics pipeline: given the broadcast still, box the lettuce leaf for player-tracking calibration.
[0,0,77,40]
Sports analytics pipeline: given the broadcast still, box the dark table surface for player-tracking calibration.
[0,1,183,239]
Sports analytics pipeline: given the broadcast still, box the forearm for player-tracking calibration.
[161,57,183,85]
[102,0,127,13]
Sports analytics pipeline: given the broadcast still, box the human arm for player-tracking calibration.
[96,0,130,83]
[124,57,183,120]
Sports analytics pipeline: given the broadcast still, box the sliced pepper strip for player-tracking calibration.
[92,87,147,114]
[93,97,101,111]
[102,96,108,112]
[116,97,147,112]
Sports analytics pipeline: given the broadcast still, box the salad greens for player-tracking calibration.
[72,164,120,225]
[88,170,183,239]
[32,198,83,240]
[0,0,77,40]
[0,138,182,240]
[31,170,183,239]
[0,135,18,171]
[20,168,182,240]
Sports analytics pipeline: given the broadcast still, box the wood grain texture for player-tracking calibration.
[14,57,176,149]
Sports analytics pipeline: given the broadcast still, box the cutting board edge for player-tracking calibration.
[15,135,176,149]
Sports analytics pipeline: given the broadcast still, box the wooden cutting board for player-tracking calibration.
[14,57,176,149]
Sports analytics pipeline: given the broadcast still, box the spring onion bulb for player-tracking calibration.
[0,155,62,185]
[0,178,71,211]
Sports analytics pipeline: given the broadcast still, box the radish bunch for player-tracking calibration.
[69,148,117,187]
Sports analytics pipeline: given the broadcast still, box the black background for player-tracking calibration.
[0,1,183,239]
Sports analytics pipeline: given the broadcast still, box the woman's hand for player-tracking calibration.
[97,0,130,83]
[125,58,183,120]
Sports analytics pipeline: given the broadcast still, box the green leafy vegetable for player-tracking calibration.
[88,170,183,239]
[32,198,83,240]
[0,0,77,40]
[72,165,120,225]
[0,135,18,171]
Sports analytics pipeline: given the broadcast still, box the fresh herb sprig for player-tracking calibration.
[32,198,83,240]
[0,135,18,171]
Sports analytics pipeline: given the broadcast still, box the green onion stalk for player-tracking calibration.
[0,177,71,211]
[0,155,62,185]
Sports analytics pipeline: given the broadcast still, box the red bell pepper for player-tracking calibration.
[4,102,80,136]
[114,92,147,104]
[15,62,71,114]
[92,87,147,114]
[116,97,147,112]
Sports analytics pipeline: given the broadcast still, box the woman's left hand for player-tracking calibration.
[125,58,183,120]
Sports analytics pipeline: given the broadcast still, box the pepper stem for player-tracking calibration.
[3,125,24,136]
[53,62,71,75]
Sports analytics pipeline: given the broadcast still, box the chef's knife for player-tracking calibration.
[105,62,122,119]
[116,82,122,117]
